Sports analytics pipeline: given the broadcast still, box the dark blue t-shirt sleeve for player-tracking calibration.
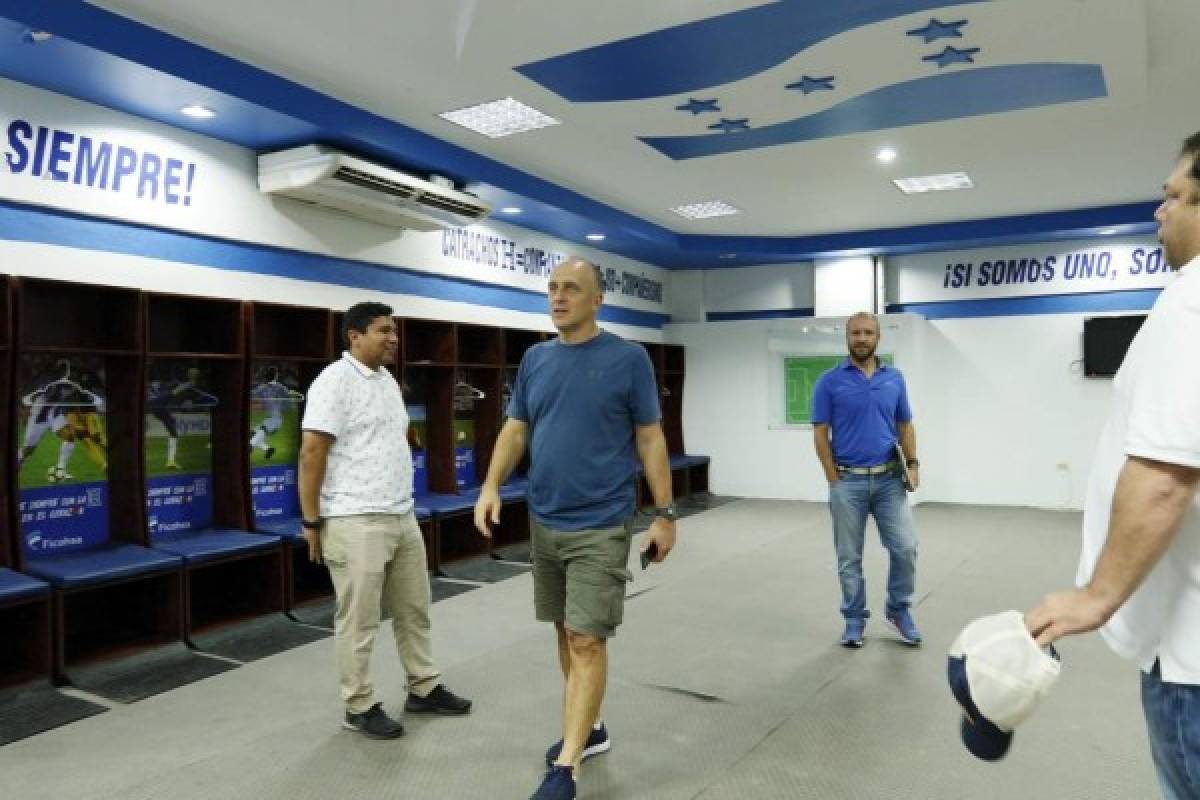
[811,372,832,425]
[894,372,913,423]
[506,349,531,422]
[630,347,661,425]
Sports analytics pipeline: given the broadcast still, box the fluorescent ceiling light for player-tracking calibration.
[180,104,216,119]
[892,172,973,195]
[670,200,741,220]
[876,147,897,163]
[438,97,560,138]
[586,233,606,241]
[1097,227,1119,235]
[499,206,523,214]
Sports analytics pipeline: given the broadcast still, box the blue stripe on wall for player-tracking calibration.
[0,199,670,330]
[887,289,1162,319]
[705,308,816,322]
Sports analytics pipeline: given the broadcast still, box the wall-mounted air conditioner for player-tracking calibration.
[257,145,490,231]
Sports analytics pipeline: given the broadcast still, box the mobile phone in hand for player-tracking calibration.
[640,540,659,570]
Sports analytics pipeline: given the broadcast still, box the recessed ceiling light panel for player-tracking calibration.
[892,172,973,195]
[670,200,741,219]
[180,104,216,119]
[586,233,606,241]
[438,97,560,138]
[876,147,897,163]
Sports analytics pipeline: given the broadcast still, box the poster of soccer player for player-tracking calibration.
[144,360,216,535]
[409,403,428,496]
[248,361,303,525]
[452,377,482,490]
[15,353,110,554]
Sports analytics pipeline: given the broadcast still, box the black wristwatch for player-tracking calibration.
[906,458,920,468]
[654,504,678,522]
[302,517,324,531]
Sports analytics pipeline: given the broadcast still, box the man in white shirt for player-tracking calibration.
[300,301,471,739]
[1027,132,1200,799]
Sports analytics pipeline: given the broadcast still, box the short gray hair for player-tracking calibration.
[846,311,879,332]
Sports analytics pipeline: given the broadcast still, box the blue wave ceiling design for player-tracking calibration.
[516,0,990,102]
[641,64,1107,160]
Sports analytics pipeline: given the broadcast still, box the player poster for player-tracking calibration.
[408,403,428,496]
[249,361,303,525]
[15,354,110,554]
[144,360,216,535]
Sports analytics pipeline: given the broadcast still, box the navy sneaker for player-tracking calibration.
[530,765,576,800]
[885,608,922,645]
[841,617,866,648]
[342,702,405,739]
[404,684,472,715]
[545,723,611,766]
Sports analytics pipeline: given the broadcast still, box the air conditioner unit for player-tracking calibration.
[257,145,491,231]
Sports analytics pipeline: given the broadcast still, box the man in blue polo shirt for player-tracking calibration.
[474,257,676,800]
[812,312,922,649]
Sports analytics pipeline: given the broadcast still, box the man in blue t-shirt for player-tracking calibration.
[475,257,676,800]
[812,312,922,649]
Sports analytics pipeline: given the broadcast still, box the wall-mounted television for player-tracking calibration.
[1083,314,1147,377]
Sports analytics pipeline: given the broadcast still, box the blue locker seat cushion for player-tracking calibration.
[0,567,50,604]
[500,476,529,501]
[152,528,282,565]
[256,515,303,539]
[24,542,182,590]
[416,492,478,517]
[459,482,528,503]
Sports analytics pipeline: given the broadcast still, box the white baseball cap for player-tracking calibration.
[947,610,1062,761]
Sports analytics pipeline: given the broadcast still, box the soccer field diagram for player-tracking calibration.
[249,405,301,468]
[783,356,842,425]
[782,354,894,425]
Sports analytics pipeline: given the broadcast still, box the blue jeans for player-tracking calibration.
[827,471,917,620]
[1142,661,1200,799]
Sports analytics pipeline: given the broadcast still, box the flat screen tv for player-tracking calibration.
[1083,314,1147,377]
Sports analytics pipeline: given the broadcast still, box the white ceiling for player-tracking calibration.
[87,0,1198,238]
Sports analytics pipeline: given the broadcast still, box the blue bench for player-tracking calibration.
[0,567,50,605]
[151,528,281,565]
[635,453,711,505]
[256,515,303,541]
[415,491,478,517]
[24,541,182,590]
[0,567,52,682]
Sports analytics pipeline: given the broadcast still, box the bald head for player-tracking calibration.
[552,257,604,294]
[547,257,605,339]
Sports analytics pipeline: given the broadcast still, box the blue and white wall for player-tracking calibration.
[0,78,671,340]
[669,238,1172,510]
[1,77,1174,512]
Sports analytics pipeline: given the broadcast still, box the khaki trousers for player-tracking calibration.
[322,512,439,713]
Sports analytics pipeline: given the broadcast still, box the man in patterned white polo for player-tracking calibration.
[299,301,471,739]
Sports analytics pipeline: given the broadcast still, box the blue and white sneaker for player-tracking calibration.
[545,722,610,766]
[885,608,922,645]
